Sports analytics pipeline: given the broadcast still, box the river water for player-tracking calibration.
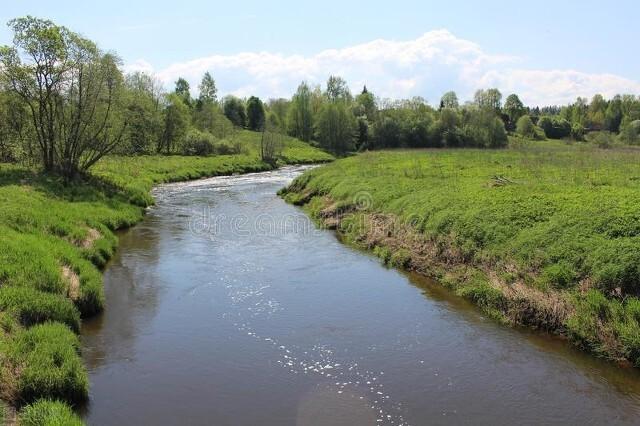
[81,165,640,425]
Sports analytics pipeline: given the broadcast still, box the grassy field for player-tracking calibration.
[282,139,640,366]
[0,130,332,423]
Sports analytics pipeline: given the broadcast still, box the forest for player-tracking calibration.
[1,17,640,178]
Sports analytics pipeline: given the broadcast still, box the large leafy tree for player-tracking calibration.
[325,75,351,102]
[159,93,190,154]
[198,72,217,104]
[174,77,192,107]
[0,16,126,177]
[287,82,314,141]
[246,96,265,131]
[440,91,459,109]
[503,94,525,130]
[223,95,247,127]
[474,88,502,112]
[316,101,356,153]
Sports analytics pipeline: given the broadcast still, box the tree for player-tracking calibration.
[260,118,284,164]
[474,88,502,112]
[192,101,233,138]
[175,77,191,107]
[0,90,31,162]
[267,98,289,129]
[246,96,265,131]
[316,102,356,153]
[223,96,246,127]
[325,75,351,102]
[619,120,640,145]
[355,87,377,120]
[537,116,571,139]
[198,72,217,104]
[516,115,537,139]
[287,82,314,141]
[0,16,126,178]
[122,72,163,154]
[587,94,607,130]
[604,96,623,133]
[503,94,525,129]
[159,93,190,154]
[440,91,459,109]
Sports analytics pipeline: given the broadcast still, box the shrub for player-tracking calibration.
[0,287,80,332]
[19,399,84,426]
[585,131,616,149]
[537,116,572,139]
[8,323,88,405]
[460,108,508,148]
[181,129,216,156]
[619,120,640,145]
[515,115,545,140]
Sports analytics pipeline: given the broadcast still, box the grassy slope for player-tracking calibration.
[0,130,332,422]
[282,139,640,366]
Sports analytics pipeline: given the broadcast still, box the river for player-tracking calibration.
[81,165,640,425]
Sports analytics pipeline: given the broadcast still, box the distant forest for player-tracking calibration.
[1,16,640,177]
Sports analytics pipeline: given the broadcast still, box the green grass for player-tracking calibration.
[282,139,640,365]
[18,399,83,426]
[0,130,331,418]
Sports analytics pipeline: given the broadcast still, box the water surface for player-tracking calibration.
[81,166,640,425]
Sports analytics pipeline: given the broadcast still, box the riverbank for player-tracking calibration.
[0,131,332,424]
[280,141,640,367]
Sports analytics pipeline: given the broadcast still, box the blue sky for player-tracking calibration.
[1,0,639,105]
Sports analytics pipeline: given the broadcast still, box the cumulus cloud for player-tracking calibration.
[125,30,640,106]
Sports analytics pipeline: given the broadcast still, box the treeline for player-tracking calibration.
[2,16,640,179]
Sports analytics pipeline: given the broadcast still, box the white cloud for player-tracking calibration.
[125,30,640,106]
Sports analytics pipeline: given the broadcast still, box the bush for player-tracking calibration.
[537,116,572,139]
[7,322,88,405]
[515,115,545,140]
[460,108,508,148]
[181,129,216,156]
[19,399,84,426]
[585,131,616,149]
[0,287,80,332]
[619,120,640,145]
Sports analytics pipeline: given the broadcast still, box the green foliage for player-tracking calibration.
[19,399,84,426]
[516,115,544,140]
[246,96,265,131]
[619,120,640,145]
[160,93,190,154]
[440,91,459,109]
[537,116,572,139]
[181,129,216,156]
[503,94,525,129]
[223,96,247,127]
[287,82,315,142]
[0,16,126,177]
[585,131,616,149]
[316,101,357,153]
[174,77,192,107]
[197,72,217,104]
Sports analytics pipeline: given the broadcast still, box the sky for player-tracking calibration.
[1,0,639,106]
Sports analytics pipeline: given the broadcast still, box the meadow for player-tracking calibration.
[0,130,331,424]
[282,139,640,366]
